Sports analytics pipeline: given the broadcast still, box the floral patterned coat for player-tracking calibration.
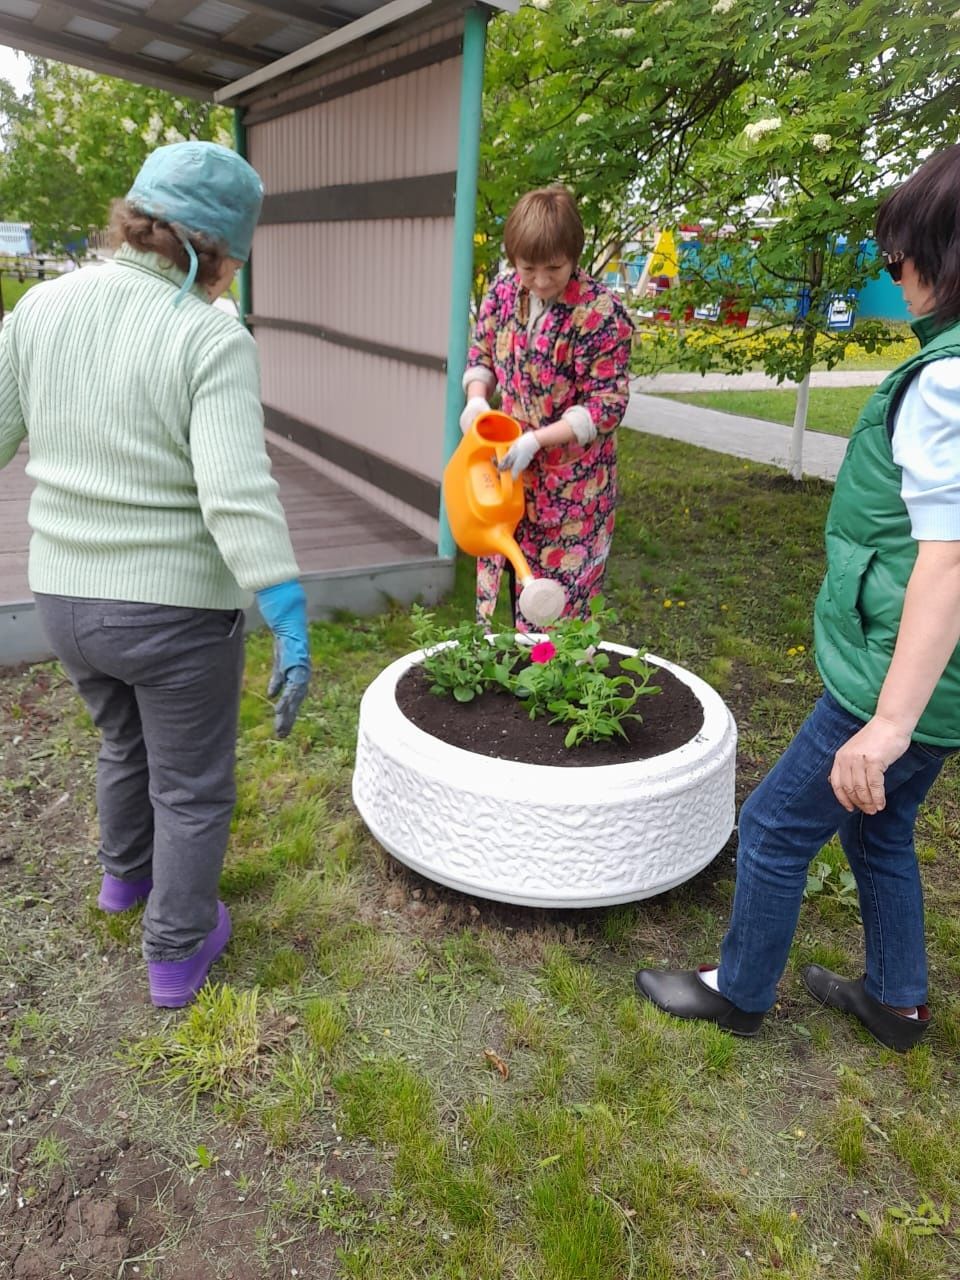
[466,267,633,625]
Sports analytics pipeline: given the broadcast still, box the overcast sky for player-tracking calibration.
[0,45,33,96]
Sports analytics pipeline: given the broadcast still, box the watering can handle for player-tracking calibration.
[493,444,514,504]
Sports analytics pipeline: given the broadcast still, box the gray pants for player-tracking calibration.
[34,594,245,961]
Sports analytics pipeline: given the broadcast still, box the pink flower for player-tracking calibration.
[530,640,557,664]
[562,278,582,305]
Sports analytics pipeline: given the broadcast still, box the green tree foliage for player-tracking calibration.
[478,0,767,300]
[669,0,960,381]
[0,60,231,255]
[479,0,960,382]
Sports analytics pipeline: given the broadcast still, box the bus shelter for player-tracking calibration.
[0,0,514,663]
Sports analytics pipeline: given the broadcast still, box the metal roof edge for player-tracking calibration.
[214,0,432,102]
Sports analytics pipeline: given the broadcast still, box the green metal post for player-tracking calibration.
[438,5,489,558]
[232,107,253,327]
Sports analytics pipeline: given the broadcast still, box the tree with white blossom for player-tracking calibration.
[476,0,771,301]
[0,59,230,257]
[480,0,960,475]
[668,0,960,474]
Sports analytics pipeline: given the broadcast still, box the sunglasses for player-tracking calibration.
[883,251,904,283]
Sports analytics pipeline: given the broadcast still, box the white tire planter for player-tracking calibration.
[352,644,737,908]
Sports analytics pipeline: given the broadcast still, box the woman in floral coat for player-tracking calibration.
[461,186,634,627]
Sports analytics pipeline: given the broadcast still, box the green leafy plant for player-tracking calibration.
[414,598,661,746]
[547,662,659,749]
[411,605,521,703]
[804,857,859,913]
[857,1198,952,1238]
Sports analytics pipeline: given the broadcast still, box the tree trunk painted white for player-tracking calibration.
[632,236,657,299]
[789,371,811,481]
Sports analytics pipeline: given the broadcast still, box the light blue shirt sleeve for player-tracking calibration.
[892,357,960,541]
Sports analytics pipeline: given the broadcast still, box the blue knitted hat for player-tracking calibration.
[127,141,264,302]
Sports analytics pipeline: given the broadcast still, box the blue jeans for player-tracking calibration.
[718,690,950,1013]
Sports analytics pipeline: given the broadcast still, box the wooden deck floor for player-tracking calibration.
[0,442,436,604]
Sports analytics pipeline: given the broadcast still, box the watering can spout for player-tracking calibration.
[442,411,566,626]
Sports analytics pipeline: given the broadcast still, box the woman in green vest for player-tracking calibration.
[635,146,960,1051]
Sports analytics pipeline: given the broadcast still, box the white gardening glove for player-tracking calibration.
[497,430,541,480]
[459,395,490,434]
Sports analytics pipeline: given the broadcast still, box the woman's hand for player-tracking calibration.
[832,540,960,811]
[497,431,542,479]
[459,395,490,434]
[254,579,312,737]
[829,715,912,814]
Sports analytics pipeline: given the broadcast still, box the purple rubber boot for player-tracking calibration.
[98,873,153,913]
[147,902,232,1009]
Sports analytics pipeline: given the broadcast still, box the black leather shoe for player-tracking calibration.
[634,967,765,1037]
[802,964,930,1053]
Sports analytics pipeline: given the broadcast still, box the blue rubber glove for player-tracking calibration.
[255,580,311,738]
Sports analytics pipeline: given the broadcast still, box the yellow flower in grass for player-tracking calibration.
[663,599,673,608]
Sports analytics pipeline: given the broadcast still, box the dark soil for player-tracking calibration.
[396,654,705,767]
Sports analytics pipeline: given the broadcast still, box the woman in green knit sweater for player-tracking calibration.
[0,142,311,1009]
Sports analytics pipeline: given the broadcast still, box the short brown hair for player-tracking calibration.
[108,199,229,289]
[502,187,584,267]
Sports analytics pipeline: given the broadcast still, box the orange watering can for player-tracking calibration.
[443,410,566,626]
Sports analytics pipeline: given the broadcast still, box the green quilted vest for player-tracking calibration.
[814,314,960,746]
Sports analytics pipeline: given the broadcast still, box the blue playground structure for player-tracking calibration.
[608,232,911,327]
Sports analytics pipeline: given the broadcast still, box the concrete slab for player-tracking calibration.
[623,393,847,482]
[631,370,891,393]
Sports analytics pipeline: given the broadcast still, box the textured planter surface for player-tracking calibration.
[352,644,737,907]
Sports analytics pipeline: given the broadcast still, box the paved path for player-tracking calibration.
[622,392,848,482]
[631,369,890,392]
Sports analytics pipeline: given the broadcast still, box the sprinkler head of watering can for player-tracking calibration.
[518,578,566,627]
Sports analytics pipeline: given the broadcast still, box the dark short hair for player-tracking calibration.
[108,199,229,289]
[503,187,585,267]
[875,145,960,325]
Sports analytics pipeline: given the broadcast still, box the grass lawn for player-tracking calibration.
[656,386,876,437]
[1,274,42,313]
[815,347,902,372]
[4,431,960,1278]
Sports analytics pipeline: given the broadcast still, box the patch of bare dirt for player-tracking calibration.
[0,664,378,1279]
